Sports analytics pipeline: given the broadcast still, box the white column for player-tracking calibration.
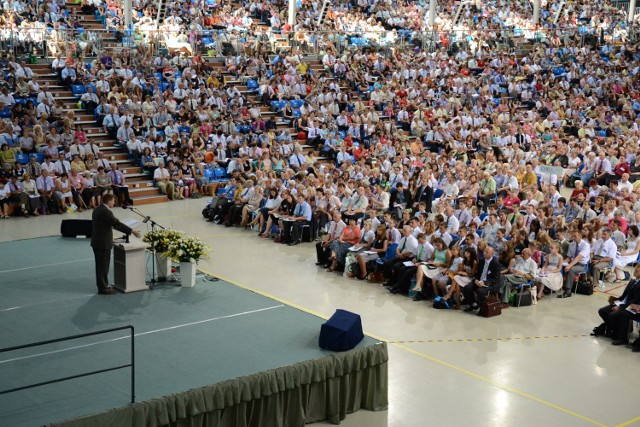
[124,0,132,27]
[629,0,637,23]
[288,0,296,26]
[428,0,436,28]
[533,0,541,24]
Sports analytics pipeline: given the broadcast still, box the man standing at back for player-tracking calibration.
[91,194,141,294]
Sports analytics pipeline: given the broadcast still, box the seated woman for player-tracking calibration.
[240,184,264,228]
[447,247,479,309]
[93,166,113,202]
[326,217,361,272]
[345,218,376,271]
[353,224,388,280]
[179,159,197,197]
[412,238,451,301]
[433,245,463,299]
[533,242,563,299]
[253,187,281,234]
[613,225,640,281]
[262,190,294,238]
[55,173,74,212]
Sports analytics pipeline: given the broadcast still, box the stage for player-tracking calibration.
[0,237,387,426]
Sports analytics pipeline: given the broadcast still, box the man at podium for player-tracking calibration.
[91,194,141,294]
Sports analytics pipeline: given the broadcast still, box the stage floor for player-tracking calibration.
[0,237,379,426]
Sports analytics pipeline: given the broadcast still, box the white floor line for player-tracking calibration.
[0,294,96,313]
[0,258,93,275]
[0,304,285,365]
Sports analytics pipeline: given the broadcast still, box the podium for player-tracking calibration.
[113,240,149,293]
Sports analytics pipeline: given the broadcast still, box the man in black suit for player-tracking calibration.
[592,264,640,346]
[91,193,141,294]
[463,246,502,313]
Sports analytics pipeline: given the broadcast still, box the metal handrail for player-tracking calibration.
[0,325,135,404]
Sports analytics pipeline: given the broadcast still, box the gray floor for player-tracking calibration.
[2,201,640,427]
[0,237,378,426]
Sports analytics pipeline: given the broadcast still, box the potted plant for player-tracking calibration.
[164,236,211,287]
[143,229,183,280]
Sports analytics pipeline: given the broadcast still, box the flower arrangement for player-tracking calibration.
[164,236,211,263]
[142,229,184,253]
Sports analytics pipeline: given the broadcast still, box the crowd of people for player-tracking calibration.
[1,0,640,344]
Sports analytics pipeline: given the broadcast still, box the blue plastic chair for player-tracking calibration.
[375,243,399,267]
[72,84,86,97]
[15,153,29,164]
[29,153,44,163]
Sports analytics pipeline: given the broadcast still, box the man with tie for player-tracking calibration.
[383,225,419,285]
[463,246,502,313]
[316,210,345,267]
[559,229,591,298]
[91,194,142,294]
[589,229,617,289]
[389,233,434,294]
[109,163,132,207]
[288,148,307,172]
[284,194,313,246]
[594,151,612,185]
[592,264,640,346]
[60,64,78,89]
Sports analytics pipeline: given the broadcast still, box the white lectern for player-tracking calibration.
[113,240,149,293]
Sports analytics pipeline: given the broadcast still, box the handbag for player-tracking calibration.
[481,295,502,318]
[512,290,532,307]
[368,271,384,283]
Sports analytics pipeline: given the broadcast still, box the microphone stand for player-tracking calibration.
[125,206,172,290]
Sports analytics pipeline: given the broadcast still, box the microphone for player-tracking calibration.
[142,216,150,224]
[122,205,134,210]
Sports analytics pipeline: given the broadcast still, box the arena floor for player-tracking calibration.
[1,199,639,427]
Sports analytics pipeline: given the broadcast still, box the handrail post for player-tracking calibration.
[130,325,135,404]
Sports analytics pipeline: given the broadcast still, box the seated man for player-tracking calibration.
[382,225,418,285]
[558,229,591,298]
[389,233,434,294]
[589,228,617,288]
[499,248,538,307]
[153,161,177,200]
[463,246,501,313]
[283,193,312,246]
[592,264,640,348]
[316,211,345,267]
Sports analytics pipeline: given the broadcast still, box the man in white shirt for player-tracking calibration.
[316,210,346,267]
[383,225,419,285]
[288,148,307,171]
[444,205,460,234]
[153,161,176,200]
[560,229,591,298]
[589,229,618,288]
[389,233,435,294]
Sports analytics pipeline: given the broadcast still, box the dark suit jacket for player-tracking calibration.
[389,188,412,210]
[91,204,133,250]
[617,279,640,309]
[475,257,502,292]
[412,185,433,210]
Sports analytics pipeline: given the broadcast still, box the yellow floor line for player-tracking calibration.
[198,268,608,427]
[387,334,589,344]
[393,343,608,427]
[616,415,640,427]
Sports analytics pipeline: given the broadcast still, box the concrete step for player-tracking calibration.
[132,194,168,205]
[129,186,162,198]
